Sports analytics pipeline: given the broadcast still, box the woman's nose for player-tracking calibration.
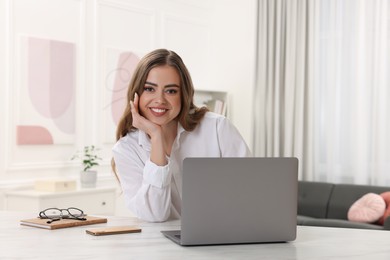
[154,90,167,103]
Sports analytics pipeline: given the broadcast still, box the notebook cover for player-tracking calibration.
[20,216,107,230]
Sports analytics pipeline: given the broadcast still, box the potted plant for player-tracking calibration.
[71,145,102,188]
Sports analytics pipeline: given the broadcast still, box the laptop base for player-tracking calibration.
[161,230,182,245]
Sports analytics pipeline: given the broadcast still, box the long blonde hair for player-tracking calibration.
[112,49,208,179]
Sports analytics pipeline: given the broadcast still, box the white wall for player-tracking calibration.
[0,0,257,209]
[210,0,257,146]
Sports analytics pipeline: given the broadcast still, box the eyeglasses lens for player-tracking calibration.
[68,208,83,218]
[45,209,62,219]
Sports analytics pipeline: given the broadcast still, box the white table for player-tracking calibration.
[1,211,390,259]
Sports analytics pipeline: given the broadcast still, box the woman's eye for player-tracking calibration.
[166,89,178,94]
[143,86,154,92]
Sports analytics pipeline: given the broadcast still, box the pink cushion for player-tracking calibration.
[347,193,385,223]
[378,192,390,225]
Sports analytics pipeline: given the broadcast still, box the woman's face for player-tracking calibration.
[139,65,182,127]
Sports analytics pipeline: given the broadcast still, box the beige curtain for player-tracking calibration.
[253,0,316,179]
[255,0,390,185]
[312,0,390,185]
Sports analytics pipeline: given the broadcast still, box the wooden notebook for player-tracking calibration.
[20,216,107,230]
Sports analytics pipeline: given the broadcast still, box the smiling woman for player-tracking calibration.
[111,49,252,222]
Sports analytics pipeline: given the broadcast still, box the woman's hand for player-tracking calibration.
[130,93,161,137]
[131,93,167,166]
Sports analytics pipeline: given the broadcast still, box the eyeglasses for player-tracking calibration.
[38,207,87,224]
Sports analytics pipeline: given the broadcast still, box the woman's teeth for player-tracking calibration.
[151,108,166,113]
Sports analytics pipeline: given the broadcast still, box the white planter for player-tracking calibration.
[80,170,97,188]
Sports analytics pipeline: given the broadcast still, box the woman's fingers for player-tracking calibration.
[133,93,139,112]
[130,93,144,130]
[130,100,134,111]
[130,101,139,122]
[130,93,139,113]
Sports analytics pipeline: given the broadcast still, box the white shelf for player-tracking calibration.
[194,90,228,116]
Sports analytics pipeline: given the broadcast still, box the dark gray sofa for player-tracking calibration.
[298,181,390,230]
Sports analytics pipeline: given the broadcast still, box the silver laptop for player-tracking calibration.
[161,157,298,246]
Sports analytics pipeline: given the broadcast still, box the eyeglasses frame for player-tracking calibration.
[38,207,87,224]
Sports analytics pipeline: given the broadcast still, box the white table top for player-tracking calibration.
[1,211,390,260]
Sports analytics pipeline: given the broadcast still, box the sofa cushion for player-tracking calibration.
[347,193,385,223]
[378,192,390,225]
[298,181,334,218]
[327,184,390,220]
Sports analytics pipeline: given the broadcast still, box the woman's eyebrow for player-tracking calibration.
[145,81,157,86]
[145,81,180,88]
[164,84,180,88]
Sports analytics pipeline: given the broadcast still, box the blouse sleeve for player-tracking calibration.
[217,116,252,157]
[112,140,172,222]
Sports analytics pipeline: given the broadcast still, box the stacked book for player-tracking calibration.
[204,99,226,115]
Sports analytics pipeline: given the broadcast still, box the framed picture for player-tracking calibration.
[16,36,76,145]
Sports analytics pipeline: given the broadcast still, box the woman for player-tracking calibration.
[112,49,251,222]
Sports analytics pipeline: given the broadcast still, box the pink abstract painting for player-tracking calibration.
[17,125,53,145]
[17,36,75,145]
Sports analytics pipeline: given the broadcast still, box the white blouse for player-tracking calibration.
[112,112,252,222]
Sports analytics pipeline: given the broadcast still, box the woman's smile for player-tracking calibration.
[149,107,169,116]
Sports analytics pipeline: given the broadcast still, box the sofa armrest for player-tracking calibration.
[384,216,390,230]
[298,181,335,218]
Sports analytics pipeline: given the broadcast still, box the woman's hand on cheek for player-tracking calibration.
[130,93,161,136]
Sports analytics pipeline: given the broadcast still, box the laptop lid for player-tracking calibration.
[176,157,298,246]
